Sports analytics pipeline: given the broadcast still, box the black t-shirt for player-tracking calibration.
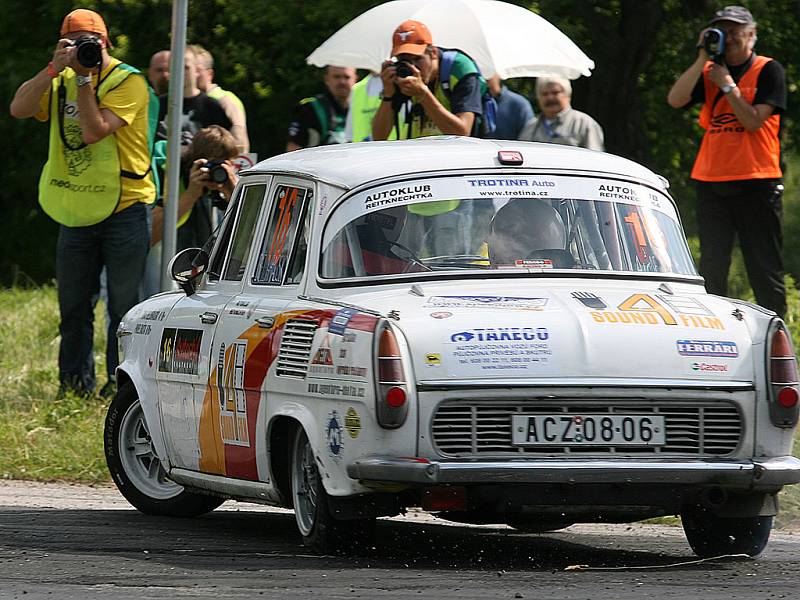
[287,90,348,148]
[157,92,233,144]
[687,54,786,113]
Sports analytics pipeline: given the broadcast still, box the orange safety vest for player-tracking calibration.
[691,54,782,182]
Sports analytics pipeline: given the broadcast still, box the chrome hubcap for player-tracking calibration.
[118,400,182,500]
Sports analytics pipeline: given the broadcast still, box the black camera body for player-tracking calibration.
[703,28,726,64]
[73,35,102,69]
[395,59,414,79]
[204,160,229,185]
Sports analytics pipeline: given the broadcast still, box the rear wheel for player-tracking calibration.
[291,427,374,553]
[681,505,773,558]
[104,381,223,517]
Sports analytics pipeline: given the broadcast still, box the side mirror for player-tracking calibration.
[168,248,209,295]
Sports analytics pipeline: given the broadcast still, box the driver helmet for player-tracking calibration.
[487,199,566,265]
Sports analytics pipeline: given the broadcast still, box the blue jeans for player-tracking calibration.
[56,203,149,393]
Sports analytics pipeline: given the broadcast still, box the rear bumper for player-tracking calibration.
[347,455,800,489]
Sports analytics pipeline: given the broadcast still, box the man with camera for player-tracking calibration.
[150,125,239,249]
[371,20,483,140]
[9,8,156,397]
[667,5,787,317]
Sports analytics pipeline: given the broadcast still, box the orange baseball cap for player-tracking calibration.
[60,8,108,40]
[391,20,432,56]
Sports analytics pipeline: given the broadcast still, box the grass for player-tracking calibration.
[0,286,108,482]
[0,284,798,527]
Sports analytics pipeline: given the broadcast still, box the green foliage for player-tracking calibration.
[3,0,800,305]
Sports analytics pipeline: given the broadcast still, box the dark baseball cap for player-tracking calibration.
[709,5,755,25]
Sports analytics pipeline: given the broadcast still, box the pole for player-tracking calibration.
[160,0,188,291]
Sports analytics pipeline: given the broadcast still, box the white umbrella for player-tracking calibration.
[306,0,594,79]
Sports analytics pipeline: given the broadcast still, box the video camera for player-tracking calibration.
[703,28,726,64]
[71,35,102,69]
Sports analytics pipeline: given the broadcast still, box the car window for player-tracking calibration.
[207,186,243,281]
[253,184,311,285]
[320,175,697,280]
[220,184,267,281]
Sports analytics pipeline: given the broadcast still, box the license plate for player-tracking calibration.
[511,414,666,446]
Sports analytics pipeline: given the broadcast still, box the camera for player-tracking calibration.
[703,28,726,64]
[395,59,414,78]
[204,160,229,184]
[72,35,102,69]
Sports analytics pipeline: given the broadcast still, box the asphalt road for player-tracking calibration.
[0,481,798,600]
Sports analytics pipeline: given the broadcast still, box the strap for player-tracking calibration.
[439,49,457,94]
[121,166,152,179]
[309,96,330,144]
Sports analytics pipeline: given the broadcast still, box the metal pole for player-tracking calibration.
[160,0,188,291]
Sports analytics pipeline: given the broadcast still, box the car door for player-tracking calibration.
[204,178,313,481]
[159,180,270,471]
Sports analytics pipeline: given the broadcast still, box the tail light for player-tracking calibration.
[767,325,799,427]
[374,322,409,429]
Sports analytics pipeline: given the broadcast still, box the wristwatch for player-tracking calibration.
[75,74,93,87]
[721,82,737,94]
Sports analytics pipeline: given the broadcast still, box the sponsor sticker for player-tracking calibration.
[329,307,357,336]
[425,296,547,311]
[692,362,728,373]
[326,411,344,458]
[158,328,202,375]
[425,353,442,366]
[142,310,166,321]
[345,407,361,439]
[308,382,366,398]
[134,323,151,335]
[572,291,607,309]
[677,340,739,358]
[446,327,552,376]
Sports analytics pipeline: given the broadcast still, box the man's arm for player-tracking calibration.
[10,39,74,119]
[372,61,399,141]
[667,55,707,108]
[77,82,127,144]
[218,95,249,153]
[706,62,773,132]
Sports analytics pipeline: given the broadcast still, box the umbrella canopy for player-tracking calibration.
[306,0,594,80]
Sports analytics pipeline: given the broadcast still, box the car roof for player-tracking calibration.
[244,137,668,191]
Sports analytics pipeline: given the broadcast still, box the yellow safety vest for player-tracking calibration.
[39,64,143,227]
[350,76,397,142]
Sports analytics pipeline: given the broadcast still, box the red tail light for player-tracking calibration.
[770,329,798,383]
[375,324,409,429]
[767,326,799,427]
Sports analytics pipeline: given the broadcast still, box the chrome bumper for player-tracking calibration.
[347,456,800,488]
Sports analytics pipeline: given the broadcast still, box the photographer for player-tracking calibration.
[9,8,155,398]
[667,5,787,317]
[371,20,482,140]
[150,125,239,249]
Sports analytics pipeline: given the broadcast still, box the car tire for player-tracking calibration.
[104,381,223,517]
[506,516,574,533]
[681,505,773,558]
[290,427,374,554]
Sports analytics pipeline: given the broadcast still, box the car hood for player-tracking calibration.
[340,279,759,383]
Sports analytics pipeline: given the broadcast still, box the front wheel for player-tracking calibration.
[104,381,223,517]
[681,505,773,558]
[291,427,374,553]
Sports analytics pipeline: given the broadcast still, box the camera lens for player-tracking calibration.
[75,36,102,69]
[395,60,414,78]
[207,162,229,184]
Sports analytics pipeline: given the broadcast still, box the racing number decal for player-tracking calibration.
[266,187,298,269]
[623,209,650,265]
[617,293,677,325]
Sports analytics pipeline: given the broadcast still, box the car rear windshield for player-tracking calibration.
[320,174,697,280]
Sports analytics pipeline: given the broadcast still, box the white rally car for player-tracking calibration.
[105,138,800,557]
